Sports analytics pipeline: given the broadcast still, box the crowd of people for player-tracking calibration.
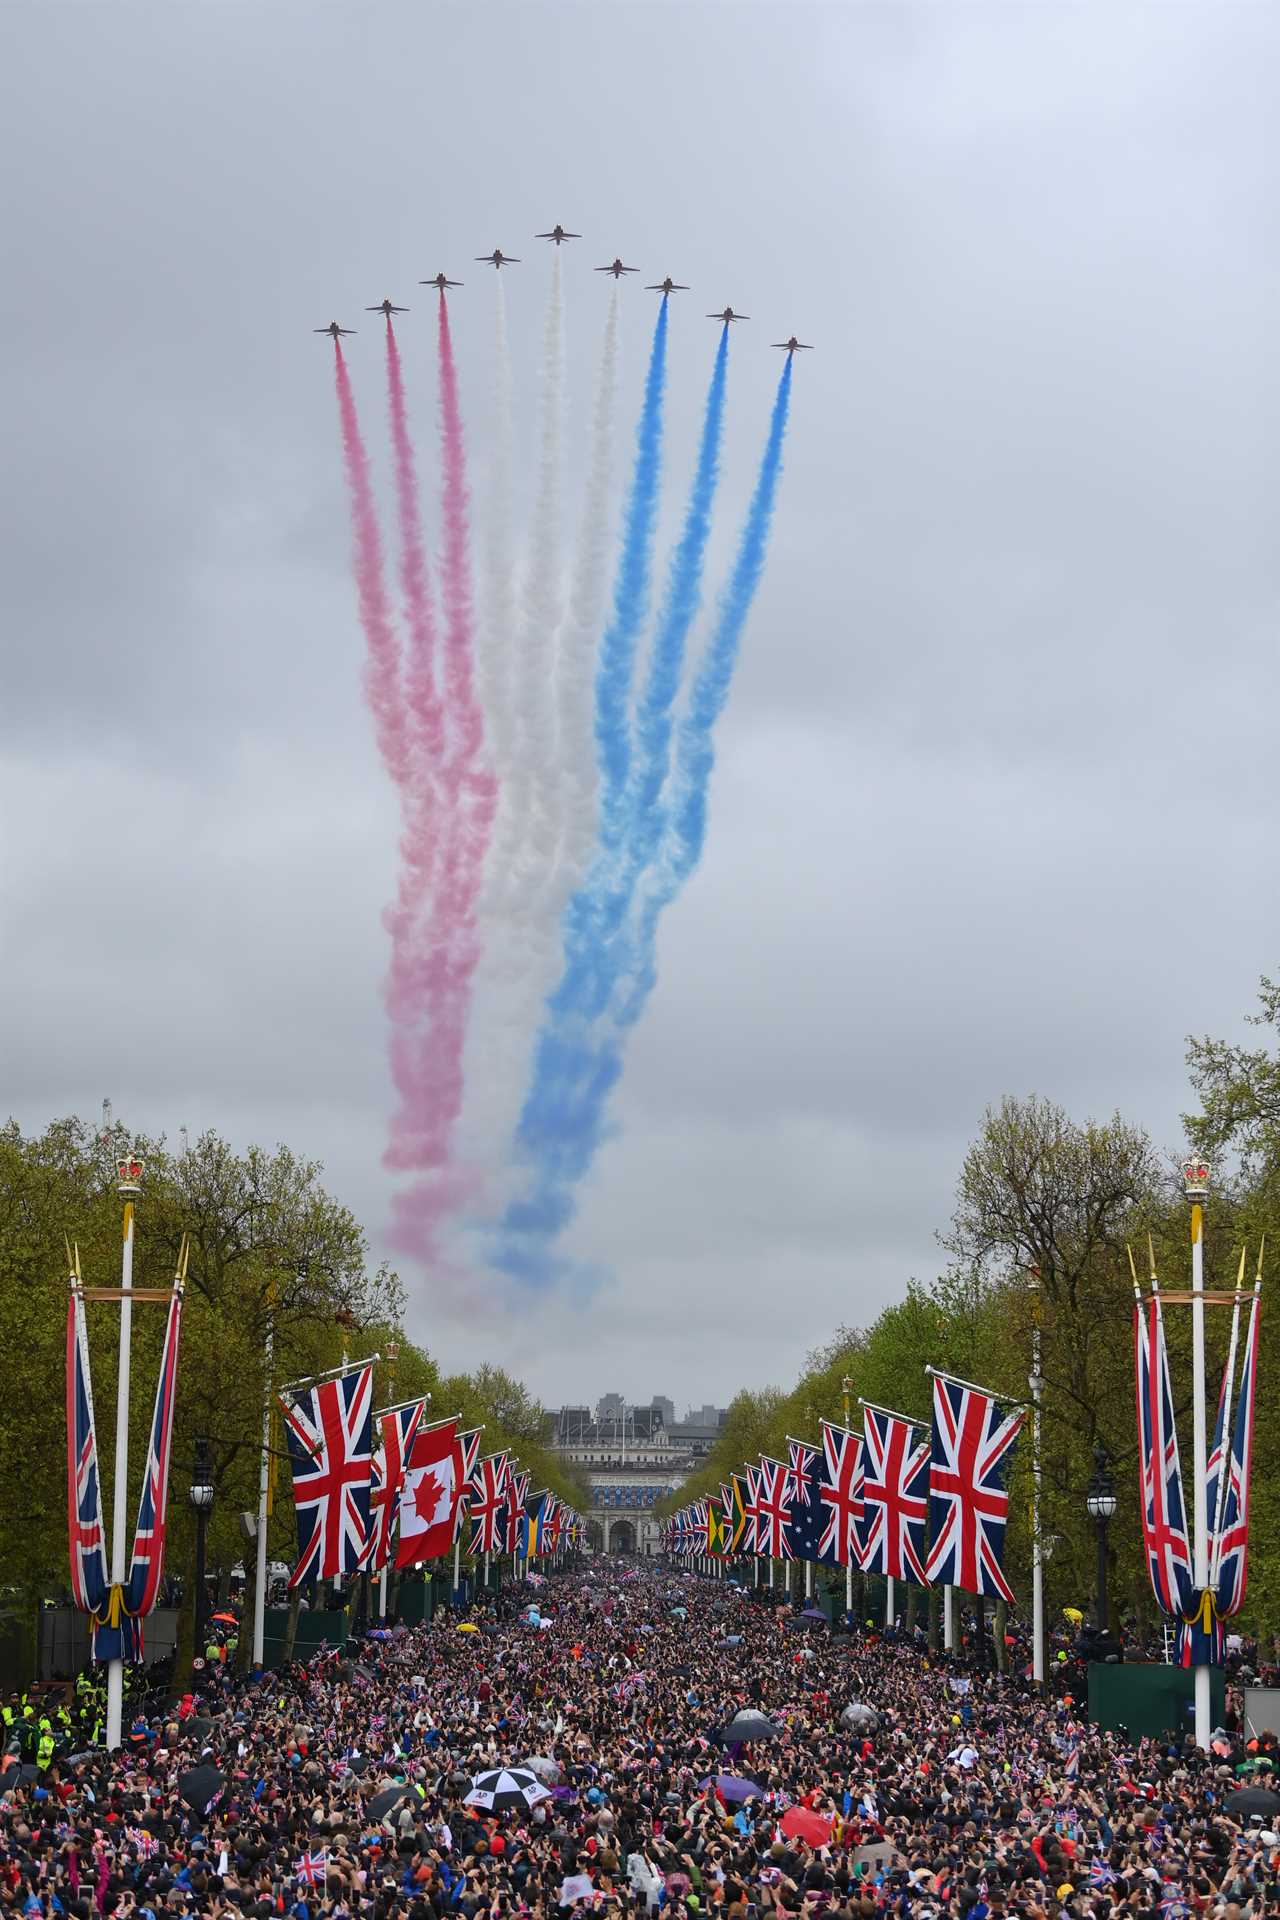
[2,1565,1277,1920]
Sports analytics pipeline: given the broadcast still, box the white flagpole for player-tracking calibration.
[805,1561,812,1600]
[944,1585,955,1651]
[252,1285,274,1668]
[885,1573,895,1630]
[1030,1269,1045,1689]
[105,1157,141,1752]
[452,1536,461,1600]
[1186,1159,1212,1750]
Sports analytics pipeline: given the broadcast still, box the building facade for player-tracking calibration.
[547,1395,726,1554]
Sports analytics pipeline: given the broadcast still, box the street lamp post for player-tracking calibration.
[189,1436,215,1664]
[1085,1445,1116,1629]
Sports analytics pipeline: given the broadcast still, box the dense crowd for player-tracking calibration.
[2,1567,1278,1920]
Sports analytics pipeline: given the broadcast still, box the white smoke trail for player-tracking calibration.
[549,284,618,913]
[458,275,616,1208]
[474,276,519,820]
[509,245,565,927]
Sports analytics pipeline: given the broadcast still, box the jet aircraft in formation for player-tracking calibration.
[318,244,809,351]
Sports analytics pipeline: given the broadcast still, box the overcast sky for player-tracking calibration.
[4,1,1277,1416]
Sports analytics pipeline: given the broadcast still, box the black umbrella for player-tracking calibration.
[177,1764,226,1816]
[346,1754,372,1777]
[368,1786,413,1820]
[1226,1787,1280,1817]
[185,1717,215,1741]
[720,1711,782,1744]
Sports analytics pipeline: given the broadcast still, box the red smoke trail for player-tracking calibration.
[385,295,498,1261]
[382,318,447,1052]
[333,343,409,789]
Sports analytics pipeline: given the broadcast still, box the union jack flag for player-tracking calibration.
[741,1463,762,1555]
[753,1457,794,1560]
[65,1283,109,1620]
[861,1406,929,1585]
[468,1453,510,1555]
[296,1851,329,1886]
[504,1465,531,1554]
[1134,1295,1194,1619]
[818,1421,864,1569]
[451,1427,483,1544]
[362,1398,427,1574]
[1210,1285,1260,1620]
[281,1364,373,1588]
[925,1374,1024,1601]
[121,1279,185,1643]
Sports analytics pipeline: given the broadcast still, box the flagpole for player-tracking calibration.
[105,1157,141,1753]
[885,1573,894,1630]
[842,1378,854,1621]
[252,1312,273,1666]
[943,1584,955,1651]
[1029,1268,1045,1690]
[1186,1158,1212,1750]
[376,1342,399,1624]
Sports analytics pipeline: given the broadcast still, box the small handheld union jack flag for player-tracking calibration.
[296,1851,329,1886]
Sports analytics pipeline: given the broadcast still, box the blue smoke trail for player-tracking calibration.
[594,296,670,851]
[497,356,793,1286]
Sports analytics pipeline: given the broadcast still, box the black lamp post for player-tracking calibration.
[189,1436,215,1658]
[1085,1445,1116,1629]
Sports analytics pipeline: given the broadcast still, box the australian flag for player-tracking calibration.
[786,1437,839,1566]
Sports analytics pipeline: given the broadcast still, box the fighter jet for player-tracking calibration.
[536,225,580,245]
[420,273,463,290]
[707,307,749,324]
[366,298,409,317]
[314,321,356,338]
[595,258,639,279]
[772,336,813,355]
[476,249,520,268]
[645,276,689,295]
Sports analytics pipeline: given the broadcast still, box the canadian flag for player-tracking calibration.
[396,1418,459,1568]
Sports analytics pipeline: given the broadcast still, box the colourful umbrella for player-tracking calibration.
[780,1805,833,1846]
